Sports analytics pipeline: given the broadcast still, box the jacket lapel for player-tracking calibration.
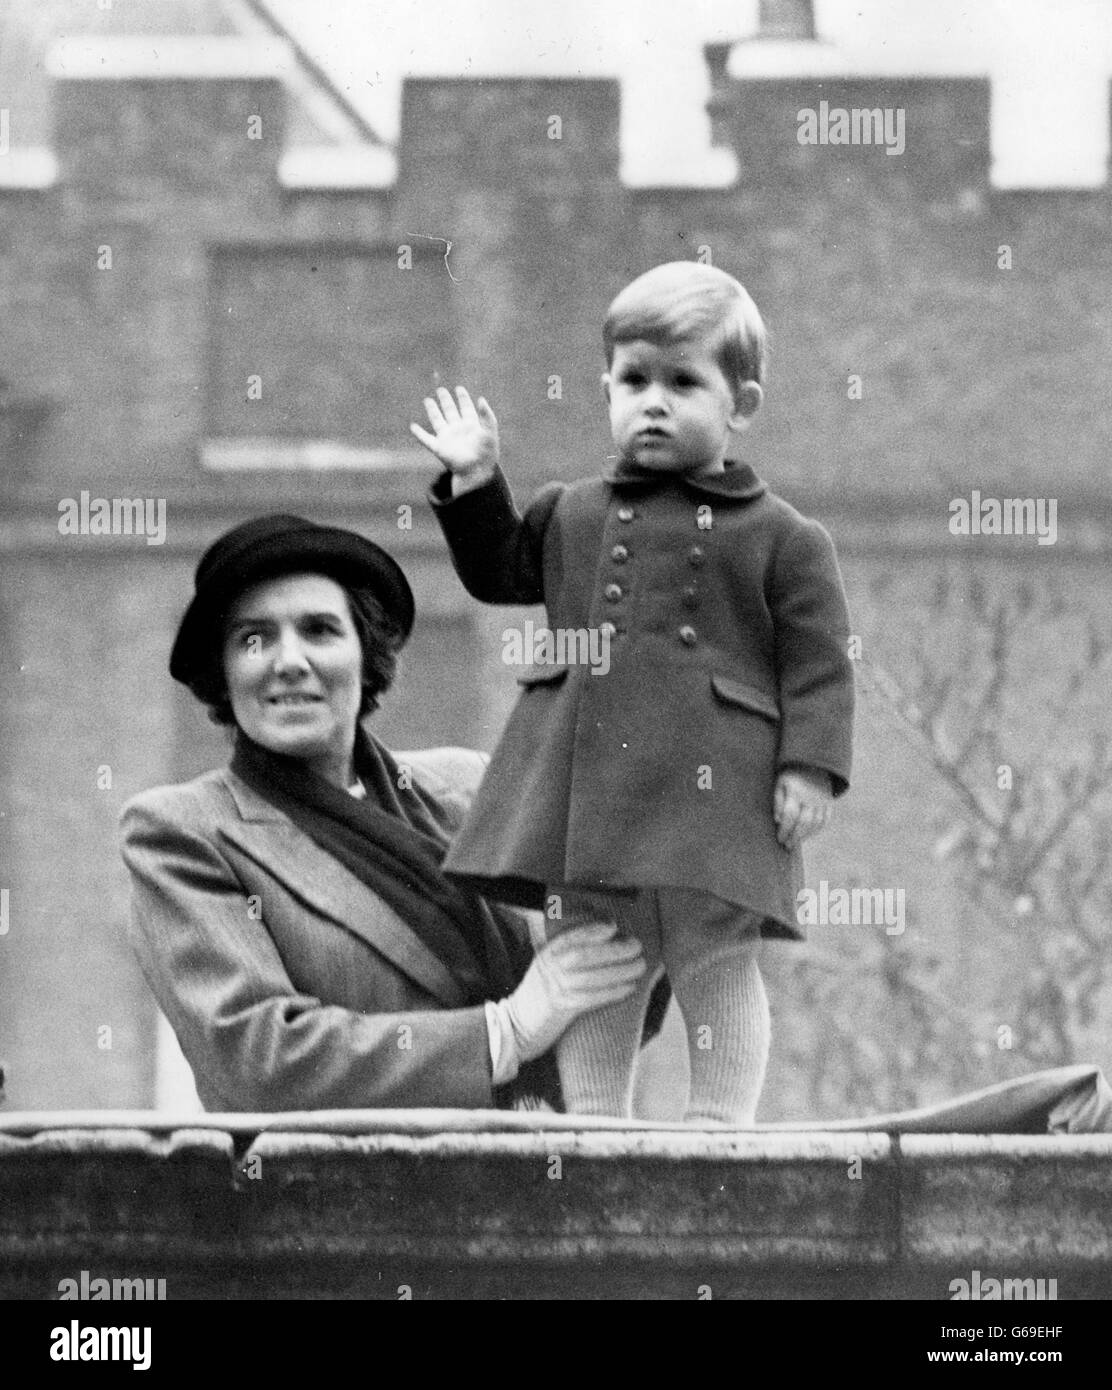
[217,770,469,1008]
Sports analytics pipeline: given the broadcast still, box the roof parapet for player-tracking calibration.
[45,35,293,82]
[278,145,396,191]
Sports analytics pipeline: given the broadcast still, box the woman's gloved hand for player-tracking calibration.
[490,924,646,1072]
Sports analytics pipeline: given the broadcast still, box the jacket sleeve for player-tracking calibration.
[119,792,495,1112]
[768,517,855,796]
[427,467,564,604]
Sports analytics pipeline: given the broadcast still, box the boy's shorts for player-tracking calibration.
[544,886,762,981]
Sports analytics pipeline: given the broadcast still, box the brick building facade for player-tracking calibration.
[1,2,1109,1115]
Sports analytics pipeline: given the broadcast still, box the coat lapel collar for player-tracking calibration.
[217,770,469,1007]
[601,457,767,500]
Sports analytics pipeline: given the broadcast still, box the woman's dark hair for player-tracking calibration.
[189,580,404,727]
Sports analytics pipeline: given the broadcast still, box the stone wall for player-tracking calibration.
[1,1118,1109,1299]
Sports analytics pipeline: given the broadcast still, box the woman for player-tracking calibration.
[120,514,647,1111]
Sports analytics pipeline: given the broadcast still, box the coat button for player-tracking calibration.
[610,544,629,563]
[617,505,635,523]
[682,585,699,609]
[604,583,623,602]
[688,545,705,567]
[678,625,697,646]
[599,621,617,639]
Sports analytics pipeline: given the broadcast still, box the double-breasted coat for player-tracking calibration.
[120,747,514,1111]
[429,460,855,938]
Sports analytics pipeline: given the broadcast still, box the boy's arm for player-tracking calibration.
[428,467,562,604]
[412,384,562,603]
[768,518,855,797]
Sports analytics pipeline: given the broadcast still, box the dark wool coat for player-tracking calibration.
[429,460,855,939]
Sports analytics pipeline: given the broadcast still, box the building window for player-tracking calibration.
[203,241,457,470]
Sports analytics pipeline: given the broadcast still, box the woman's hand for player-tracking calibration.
[500,923,646,1062]
[410,385,500,495]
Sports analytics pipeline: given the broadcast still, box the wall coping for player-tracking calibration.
[724,42,990,82]
[0,149,58,189]
[4,1107,1112,1150]
[45,36,293,82]
[200,438,427,472]
[2,490,1110,560]
[277,146,397,190]
[0,1106,915,1138]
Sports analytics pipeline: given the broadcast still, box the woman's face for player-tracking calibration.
[223,572,364,786]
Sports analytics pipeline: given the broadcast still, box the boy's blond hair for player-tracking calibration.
[603,261,768,390]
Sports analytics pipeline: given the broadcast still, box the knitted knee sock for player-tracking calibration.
[671,947,770,1125]
[555,970,659,1118]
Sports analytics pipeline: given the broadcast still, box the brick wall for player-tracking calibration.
[0,47,1109,1112]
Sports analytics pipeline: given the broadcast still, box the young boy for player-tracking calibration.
[412,261,854,1123]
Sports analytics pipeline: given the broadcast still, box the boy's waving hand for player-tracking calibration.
[411,385,500,495]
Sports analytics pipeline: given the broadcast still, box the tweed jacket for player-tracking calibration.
[429,460,855,937]
[120,747,514,1111]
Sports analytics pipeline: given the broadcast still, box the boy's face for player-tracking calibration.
[603,337,761,476]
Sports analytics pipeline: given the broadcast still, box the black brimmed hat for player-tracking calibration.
[169,514,415,686]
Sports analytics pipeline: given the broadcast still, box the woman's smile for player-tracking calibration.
[264,691,325,707]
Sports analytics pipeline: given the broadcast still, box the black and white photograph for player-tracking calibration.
[0,0,1109,1336]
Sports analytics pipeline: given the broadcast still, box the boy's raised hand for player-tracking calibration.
[773,767,833,852]
[410,385,500,492]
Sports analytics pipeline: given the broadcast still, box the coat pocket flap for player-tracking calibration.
[516,663,571,687]
[711,674,781,721]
